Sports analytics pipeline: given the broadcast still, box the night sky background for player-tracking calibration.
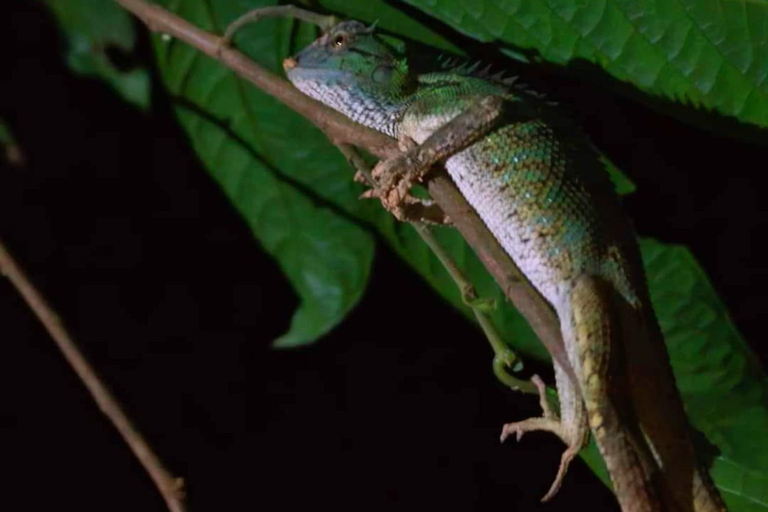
[2,2,767,511]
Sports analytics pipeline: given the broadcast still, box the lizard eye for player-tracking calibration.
[332,34,347,48]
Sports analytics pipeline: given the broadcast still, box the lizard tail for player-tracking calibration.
[618,299,729,512]
[564,274,663,512]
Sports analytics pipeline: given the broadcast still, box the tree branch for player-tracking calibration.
[0,240,187,512]
[336,143,537,395]
[109,0,574,382]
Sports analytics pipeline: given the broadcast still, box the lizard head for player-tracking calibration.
[283,20,411,134]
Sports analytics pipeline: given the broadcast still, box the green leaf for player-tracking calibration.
[146,0,518,349]
[151,0,375,347]
[711,457,768,512]
[43,0,150,109]
[601,153,636,195]
[400,0,768,129]
[640,238,768,511]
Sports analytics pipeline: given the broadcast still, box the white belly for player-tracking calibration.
[443,151,568,311]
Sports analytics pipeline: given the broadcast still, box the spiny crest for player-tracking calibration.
[436,54,554,104]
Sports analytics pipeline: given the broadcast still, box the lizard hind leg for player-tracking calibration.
[500,372,590,502]
[568,274,661,512]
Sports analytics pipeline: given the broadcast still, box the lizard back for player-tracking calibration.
[399,72,642,314]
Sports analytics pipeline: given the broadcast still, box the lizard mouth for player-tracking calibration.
[284,66,350,86]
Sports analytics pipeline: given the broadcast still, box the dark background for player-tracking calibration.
[2,3,766,511]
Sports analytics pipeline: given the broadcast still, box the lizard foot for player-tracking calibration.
[370,135,427,216]
[371,154,418,206]
[361,188,450,225]
[361,158,450,225]
[500,375,583,502]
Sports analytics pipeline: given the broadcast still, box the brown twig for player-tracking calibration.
[221,5,339,47]
[0,240,187,512]
[336,143,537,394]
[108,0,573,382]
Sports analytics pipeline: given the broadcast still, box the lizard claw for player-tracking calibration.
[353,170,369,184]
[499,375,588,502]
[500,415,580,501]
[499,422,526,443]
[540,445,579,502]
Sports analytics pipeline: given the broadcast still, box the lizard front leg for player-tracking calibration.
[364,95,504,223]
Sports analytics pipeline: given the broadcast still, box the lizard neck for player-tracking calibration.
[314,72,505,137]
[289,69,413,137]
[330,84,409,138]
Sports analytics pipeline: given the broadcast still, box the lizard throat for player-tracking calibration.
[286,68,406,137]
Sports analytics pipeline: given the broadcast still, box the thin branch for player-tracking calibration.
[0,240,187,512]
[222,5,339,47]
[337,143,536,394]
[108,0,574,383]
[417,219,536,394]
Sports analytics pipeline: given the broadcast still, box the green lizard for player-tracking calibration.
[283,20,727,512]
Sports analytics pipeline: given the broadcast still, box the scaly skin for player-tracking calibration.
[284,20,727,512]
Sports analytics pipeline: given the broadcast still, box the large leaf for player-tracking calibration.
[152,0,376,347]
[149,0,545,349]
[44,0,150,109]
[641,239,768,511]
[400,0,768,129]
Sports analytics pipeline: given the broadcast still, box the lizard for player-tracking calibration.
[282,20,727,512]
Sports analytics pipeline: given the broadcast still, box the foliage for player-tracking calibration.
[44,0,150,109]
[43,0,768,509]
